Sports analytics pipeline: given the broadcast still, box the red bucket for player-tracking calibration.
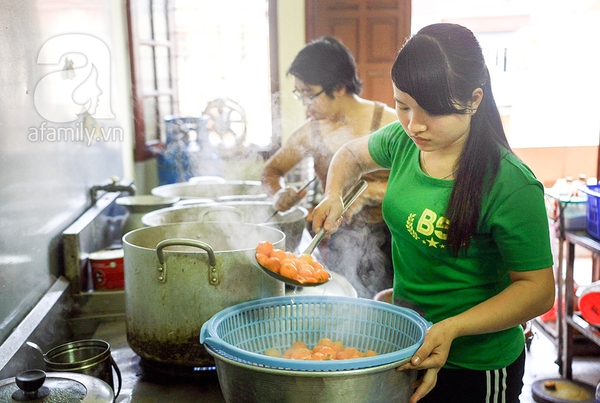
[90,249,124,290]
[578,291,600,326]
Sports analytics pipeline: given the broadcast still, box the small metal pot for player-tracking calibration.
[43,339,121,398]
[0,370,114,402]
[116,195,180,235]
[123,222,286,368]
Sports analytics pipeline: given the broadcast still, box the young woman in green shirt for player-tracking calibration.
[311,23,555,403]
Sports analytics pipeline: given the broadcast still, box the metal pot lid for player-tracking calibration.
[0,370,114,402]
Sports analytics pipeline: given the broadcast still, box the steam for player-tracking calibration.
[318,223,393,299]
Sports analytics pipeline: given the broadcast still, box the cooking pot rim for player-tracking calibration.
[151,180,268,200]
[141,202,308,225]
[116,195,180,206]
[122,221,286,252]
[147,200,307,214]
[151,180,264,194]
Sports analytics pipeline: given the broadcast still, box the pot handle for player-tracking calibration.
[156,239,218,284]
[110,354,122,398]
[197,206,245,222]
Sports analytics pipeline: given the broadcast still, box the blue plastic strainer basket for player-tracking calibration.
[200,295,430,372]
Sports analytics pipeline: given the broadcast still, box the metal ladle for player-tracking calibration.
[256,179,368,287]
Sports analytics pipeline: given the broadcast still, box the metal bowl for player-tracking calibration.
[206,347,415,403]
[151,180,268,201]
[200,295,425,402]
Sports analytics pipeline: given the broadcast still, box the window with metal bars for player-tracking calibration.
[127,0,179,161]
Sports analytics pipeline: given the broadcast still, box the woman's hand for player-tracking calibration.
[396,320,456,403]
[311,193,345,234]
[339,180,387,224]
[273,186,308,212]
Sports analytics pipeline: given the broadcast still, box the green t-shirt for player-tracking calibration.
[368,121,553,370]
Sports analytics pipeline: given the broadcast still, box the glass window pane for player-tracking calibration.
[135,0,152,40]
[139,45,156,91]
[153,0,168,42]
[173,0,273,147]
[158,95,173,141]
[155,46,171,90]
[143,96,158,142]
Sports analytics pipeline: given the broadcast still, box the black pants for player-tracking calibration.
[419,348,526,403]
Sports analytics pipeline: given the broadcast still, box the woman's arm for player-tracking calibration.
[261,129,308,195]
[311,135,383,233]
[261,124,311,211]
[400,266,555,403]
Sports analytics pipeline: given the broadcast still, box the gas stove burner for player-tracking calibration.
[139,358,216,382]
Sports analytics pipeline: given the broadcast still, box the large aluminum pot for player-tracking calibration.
[122,222,285,368]
[141,201,308,252]
[151,180,268,202]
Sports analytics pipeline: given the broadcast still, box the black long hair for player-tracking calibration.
[287,36,362,96]
[391,23,512,255]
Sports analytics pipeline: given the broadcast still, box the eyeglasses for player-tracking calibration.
[292,88,325,102]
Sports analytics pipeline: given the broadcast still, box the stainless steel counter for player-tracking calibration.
[93,320,225,403]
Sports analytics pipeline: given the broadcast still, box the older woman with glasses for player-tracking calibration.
[261,36,397,299]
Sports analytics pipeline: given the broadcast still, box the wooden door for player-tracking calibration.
[306,0,411,107]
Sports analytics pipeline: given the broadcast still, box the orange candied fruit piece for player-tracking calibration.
[256,241,275,256]
[298,254,315,264]
[310,352,327,360]
[270,338,377,361]
[265,257,282,273]
[312,345,336,360]
[290,347,313,360]
[256,252,269,266]
[270,249,287,261]
[291,341,308,350]
[317,338,333,347]
[279,261,299,280]
[297,263,316,279]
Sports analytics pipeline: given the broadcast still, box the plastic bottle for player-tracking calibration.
[565,176,575,196]
[553,177,569,196]
[572,174,587,197]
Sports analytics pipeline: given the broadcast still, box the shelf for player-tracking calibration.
[533,317,558,342]
[567,313,600,346]
[560,229,600,379]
